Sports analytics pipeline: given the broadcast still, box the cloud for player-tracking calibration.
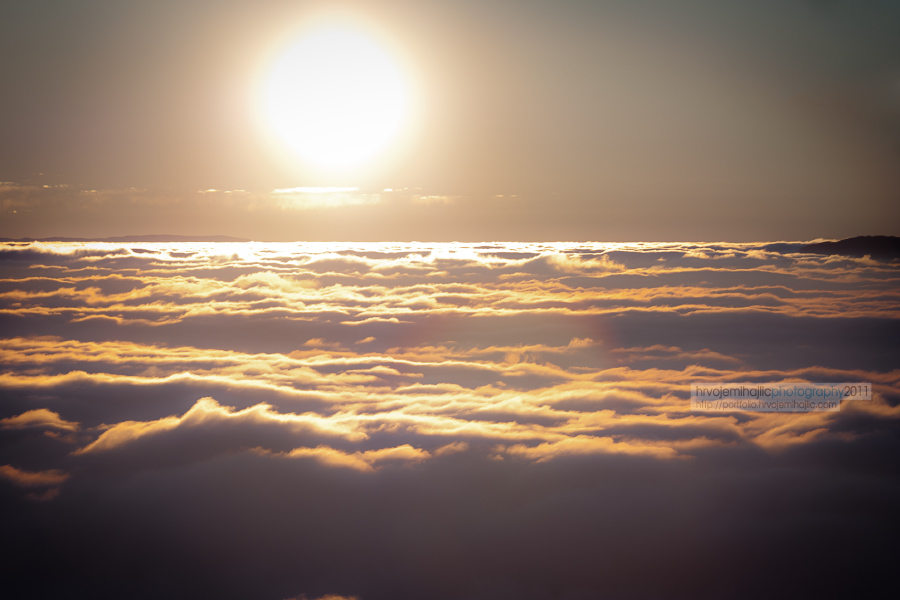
[271,188,382,210]
[0,464,68,487]
[504,434,679,461]
[74,396,368,456]
[273,187,360,194]
[263,443,431,472]
[0,409,79,431]
[2,240,900,598]
[411,194,457,205]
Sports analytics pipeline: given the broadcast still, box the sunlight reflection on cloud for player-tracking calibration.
[2,241,898,483]
[2,240,899,600]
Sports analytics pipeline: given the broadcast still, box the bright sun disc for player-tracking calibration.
[264,26,411,170]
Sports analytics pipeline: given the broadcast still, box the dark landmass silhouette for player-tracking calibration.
[0,235,252,243]
[800,235,900,261]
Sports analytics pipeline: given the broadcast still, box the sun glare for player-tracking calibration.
[263,25,412,171]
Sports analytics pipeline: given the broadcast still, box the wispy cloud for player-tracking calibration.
[411,194,457,205]
[0,464,69,487]
[270,187,381,210]
[272,187,361,194]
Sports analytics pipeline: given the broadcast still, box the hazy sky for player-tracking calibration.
[1,0,899,240]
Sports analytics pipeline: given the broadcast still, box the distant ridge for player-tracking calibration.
[800,236,900,261]
[0,235,252,243]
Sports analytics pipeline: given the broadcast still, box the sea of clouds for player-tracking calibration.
[1,241,898,599]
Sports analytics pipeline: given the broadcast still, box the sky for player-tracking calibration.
[2,0,899,241]
[2,240,899,599]
[3,4,900,597]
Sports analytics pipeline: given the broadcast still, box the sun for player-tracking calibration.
[262,25,412,171]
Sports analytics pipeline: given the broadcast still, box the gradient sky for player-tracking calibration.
[2,0,899,240]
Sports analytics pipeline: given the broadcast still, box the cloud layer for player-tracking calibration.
[1,241,898,599]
